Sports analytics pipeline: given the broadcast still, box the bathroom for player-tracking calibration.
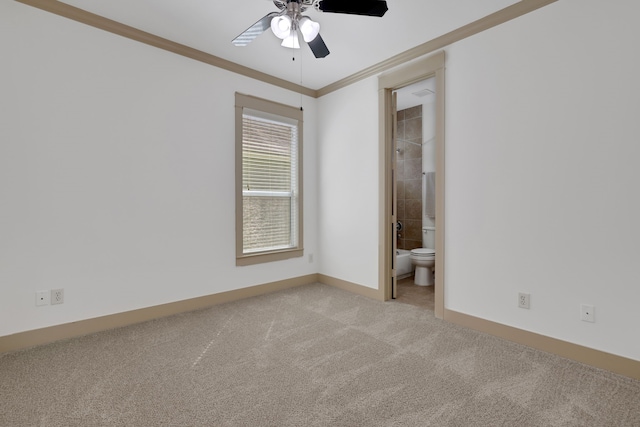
[395,77,436,293]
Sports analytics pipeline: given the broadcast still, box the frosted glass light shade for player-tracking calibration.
[298,16,320,42]
[271,15,292,39]
[281,30,300,49]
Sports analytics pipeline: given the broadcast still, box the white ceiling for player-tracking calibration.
[58,0,519,90]
[395,77,436,111]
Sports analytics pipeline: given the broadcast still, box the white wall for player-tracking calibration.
[422,98,436,174]
[4,0,640,362]
[444,0,640,360]
[0,1,317,337]
[317,78,380,288]
[317,0,640,361]
[422,95,436,229]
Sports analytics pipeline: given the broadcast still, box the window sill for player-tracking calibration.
[236,248,304,266]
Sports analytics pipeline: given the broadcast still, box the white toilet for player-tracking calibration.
[410,226,435,286]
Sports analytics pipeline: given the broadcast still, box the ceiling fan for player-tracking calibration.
[232,0,389,58]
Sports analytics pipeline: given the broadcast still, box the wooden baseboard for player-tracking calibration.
[318,274,384,301]
[444,309,640,381]
[317,278,640,380]
[4,275,637,382]
[0,274,319,354]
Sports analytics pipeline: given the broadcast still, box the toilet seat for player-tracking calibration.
[410,248,435,257]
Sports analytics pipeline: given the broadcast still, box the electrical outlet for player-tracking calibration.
[308,253,314,263]
[36,290,50,306]
[518,292,530,309]
[581,304,595,322]
[51,288,64,305]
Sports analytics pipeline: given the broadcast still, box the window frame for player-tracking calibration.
[235,93,304,266]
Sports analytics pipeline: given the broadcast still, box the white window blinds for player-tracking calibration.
[242,109,299,254]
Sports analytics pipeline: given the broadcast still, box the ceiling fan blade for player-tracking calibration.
[232,12,279,46]
[318,0,388,17]
[308,34,330,58]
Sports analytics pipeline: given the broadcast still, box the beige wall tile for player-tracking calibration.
[405,220,422,241]
[396,180,405,200]
[405,158,421,180]
[404,105,422,120]
[405,117,422,140]
[406,199,422,220]
[404,141,421,159]
[405,178,421,200]
[405,240,422,250]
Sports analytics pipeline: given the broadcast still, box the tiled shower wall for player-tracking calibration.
[397,105,422,250]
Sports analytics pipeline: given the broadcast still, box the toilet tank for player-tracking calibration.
[423,226,436,249]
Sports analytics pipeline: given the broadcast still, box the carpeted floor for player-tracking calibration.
[1,283,639,426]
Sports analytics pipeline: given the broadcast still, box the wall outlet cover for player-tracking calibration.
[518,292,530,309]
[581,304,595,322]
[36,290,50,306]
[51,288,64,305]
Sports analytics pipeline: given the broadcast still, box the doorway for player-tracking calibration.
[393,78,437,310]
[377,52,445,318]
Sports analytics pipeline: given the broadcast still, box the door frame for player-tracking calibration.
[377,51,446,318]
[391,91,398,299]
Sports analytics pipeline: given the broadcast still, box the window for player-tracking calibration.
[235,93,303,266]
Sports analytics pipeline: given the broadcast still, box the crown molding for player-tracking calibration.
[15,0,319,98]
[317,0,558,97]
[15,0,557,98]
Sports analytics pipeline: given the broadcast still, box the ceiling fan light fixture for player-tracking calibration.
[298,16,320,43]
[271,15,292,39]
[280,29,300,49]
[234,0,390,58]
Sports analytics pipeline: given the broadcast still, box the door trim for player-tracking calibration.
[391,91,398,299]
[378,51,446,318]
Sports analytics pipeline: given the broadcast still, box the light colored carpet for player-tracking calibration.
[1,283,639,426]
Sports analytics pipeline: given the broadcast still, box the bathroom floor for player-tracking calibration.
[394,276,435,311]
